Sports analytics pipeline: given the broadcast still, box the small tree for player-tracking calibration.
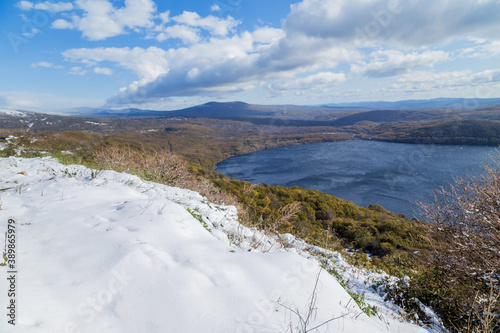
[419,153,500,332]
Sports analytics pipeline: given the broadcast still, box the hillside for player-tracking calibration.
[324,97,500,110]
[331,110,458,126]
[0,157,433,332]
[366,119,500,145]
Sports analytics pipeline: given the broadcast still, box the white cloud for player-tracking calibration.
[56,1,245,44]
[284,0,500,47]
[103,29,355,105]
[351,50,450,78]
[458,41,500,58]
[63,18,362,106]
[17,1,34,10]
[93,67,113,75]
[251,27,286,44]
[172,11,239,36]
[69,66,87,76]
[30,61,63,69]
[68,65,114,76]
[388,69,500,97]
[63,46,169,82]
[472,69,500,84]
[34,1,74,12]
[17,1,74,12]
[0,91,104,112]
[159,10,170,24]
[22,27,41,38]
[148,11,240,43]
[329,68,500,102]
[31,61,53,68]
[396,70,473,87]
[113,0,155,29]
[270,72,346,92]
[161,25,200,44]
[51,19,74,29]
[53,0,157,41]
[210,4,221,12]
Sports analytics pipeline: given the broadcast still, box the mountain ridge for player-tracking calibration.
[4,98,500,119]
[68,98,500,120]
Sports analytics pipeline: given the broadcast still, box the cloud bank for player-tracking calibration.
[20,0,500,106]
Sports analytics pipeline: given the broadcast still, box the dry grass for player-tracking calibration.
[93,145,239,207]
[267,202,302,234]
[92,145,268,240]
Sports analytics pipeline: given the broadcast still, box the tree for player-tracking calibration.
[419,153,500,332]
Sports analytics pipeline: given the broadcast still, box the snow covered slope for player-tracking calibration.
[0,108,28,117]
[0,157,429,333]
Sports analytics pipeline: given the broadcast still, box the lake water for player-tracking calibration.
[216,140,498,218]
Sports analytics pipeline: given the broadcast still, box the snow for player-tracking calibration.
[0,108,27,117]
[0,157,431,333]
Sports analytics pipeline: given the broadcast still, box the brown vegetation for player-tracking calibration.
[419,154,499,332]
[93,145,239,208]
[387,155,500,332]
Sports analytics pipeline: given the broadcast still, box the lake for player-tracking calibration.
[216,140,498,218]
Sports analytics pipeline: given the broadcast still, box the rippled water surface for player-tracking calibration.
[217,141,498,217]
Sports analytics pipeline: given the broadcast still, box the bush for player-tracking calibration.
[413,153,500,332]
[211,176,427,262]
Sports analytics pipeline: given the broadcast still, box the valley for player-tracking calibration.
[1,99,499,332]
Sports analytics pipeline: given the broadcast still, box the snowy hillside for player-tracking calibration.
[0,108,28,117]
[0,157,431,332]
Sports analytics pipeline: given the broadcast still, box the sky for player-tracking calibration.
[0,0,499,112]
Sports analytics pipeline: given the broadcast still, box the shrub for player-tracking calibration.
[407,153,500,332]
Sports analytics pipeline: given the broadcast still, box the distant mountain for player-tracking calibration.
[165,101,275,118]
[65,99,500,123]
[324,98,500,110]
[68,101,355,120]
[68,101,275,118]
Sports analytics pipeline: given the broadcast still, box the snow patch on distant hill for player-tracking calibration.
[0,157,434,333]
[0,108,27,117]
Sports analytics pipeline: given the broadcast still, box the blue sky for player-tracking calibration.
[1,0,500,112]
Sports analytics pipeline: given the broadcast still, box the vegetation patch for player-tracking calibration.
[211,175,428,273]
[187,208,212,233]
